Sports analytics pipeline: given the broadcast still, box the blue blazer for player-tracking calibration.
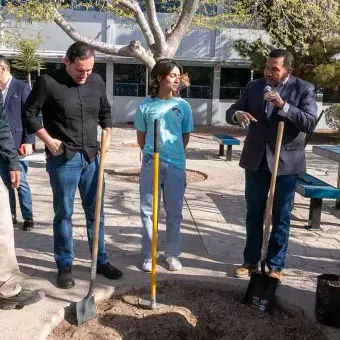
[4,77,33,149]
[226,76,318,175]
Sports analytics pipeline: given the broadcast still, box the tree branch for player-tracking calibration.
[109,0,155,48]
[53,10,155,68]
[145,0,166,52]
[166,0,199,53]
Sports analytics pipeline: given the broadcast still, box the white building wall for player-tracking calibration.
[113,97,145,122]
[220,28,270,62]
[112,97,212,125]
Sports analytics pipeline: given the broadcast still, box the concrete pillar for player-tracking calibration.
[210,64,221,126]
[106,60,114,120]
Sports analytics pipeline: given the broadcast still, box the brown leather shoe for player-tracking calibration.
[234,263,258,278]
[268,270,283,282]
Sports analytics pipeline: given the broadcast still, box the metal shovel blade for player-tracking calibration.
[244,271,279,314]
[138,294,166,310]
[76,295,96,325]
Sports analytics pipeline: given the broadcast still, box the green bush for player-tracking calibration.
[325,104,340,140]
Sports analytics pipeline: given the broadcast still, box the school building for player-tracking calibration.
[0,1,332,128]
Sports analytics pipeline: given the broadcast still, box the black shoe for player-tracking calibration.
[23,219,34,231]
[0,288,44,310]
[97,262,123,280]
[12,217,17,225]
[57,268,75,289]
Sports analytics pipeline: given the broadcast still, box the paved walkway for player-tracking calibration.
[0,126,339,340]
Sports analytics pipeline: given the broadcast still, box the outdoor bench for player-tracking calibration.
[213,134,240,161]
[295,172,340,229]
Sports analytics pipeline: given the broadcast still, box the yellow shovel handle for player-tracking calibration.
[151,119,160,307]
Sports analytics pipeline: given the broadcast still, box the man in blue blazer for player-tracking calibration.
[0,91,44,309]
[0,56,34,231]
[226,49,317,282]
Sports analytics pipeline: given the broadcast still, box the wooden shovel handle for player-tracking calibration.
[261,121,285,265]
[90,129,107,282]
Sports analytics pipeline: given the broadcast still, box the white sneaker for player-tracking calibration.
[166,257,182,271]
[142,259,152,272]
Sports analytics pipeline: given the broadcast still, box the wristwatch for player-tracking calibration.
[279,101,290,117]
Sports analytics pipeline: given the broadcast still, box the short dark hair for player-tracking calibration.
[268,49,294,69]
[66,41,95,64]
[0,55,10,71]
[150,58,183,98]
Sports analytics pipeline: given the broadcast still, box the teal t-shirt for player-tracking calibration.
[134,97,194,169]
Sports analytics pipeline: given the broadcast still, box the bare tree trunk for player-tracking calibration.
[50,1,199,69]
[27,72,31,88]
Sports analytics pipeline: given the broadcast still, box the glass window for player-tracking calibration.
[220,68,251,100]
[155,0,180,13]
[253,70,263,80]
[73,0,101,11]
[137,0,179,13]
[13,62,106,88]
[9,66,27,83]
[180,66,213,99]
[323,90,340,103]
[196,4,217,16]
[93,63,106,83]
[114,63,146,97]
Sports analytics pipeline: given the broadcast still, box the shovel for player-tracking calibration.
[244,121,284,314]
[139,119,165,309]
[76,129,108,325]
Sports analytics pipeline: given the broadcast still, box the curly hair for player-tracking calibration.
[150,59,183,98]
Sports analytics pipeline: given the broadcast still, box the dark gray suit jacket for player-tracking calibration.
[226,76,318,175]
[0,93,20,171]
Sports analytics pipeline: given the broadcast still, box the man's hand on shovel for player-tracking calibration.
[98,128,112,154]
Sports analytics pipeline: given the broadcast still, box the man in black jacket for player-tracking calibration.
[0,94,44,309]
[226,49,317,281]
[24,41,122,289]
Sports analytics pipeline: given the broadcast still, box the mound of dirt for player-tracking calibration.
[106,168,207,184]
[49,282,326,340]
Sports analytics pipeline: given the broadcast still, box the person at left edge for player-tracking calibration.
[0,55,34,231]
[23,42,122,289]
[0,90,44,310]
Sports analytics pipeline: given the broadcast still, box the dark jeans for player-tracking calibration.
[46,152,108,270]
[244,166,297,272]
[0,160,33,220]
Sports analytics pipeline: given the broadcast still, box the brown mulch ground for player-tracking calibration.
[48,282,326,340]
[106,168,207,184]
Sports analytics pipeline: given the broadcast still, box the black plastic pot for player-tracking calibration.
[315,274,340,328]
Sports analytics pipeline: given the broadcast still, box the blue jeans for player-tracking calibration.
[244,167,298,272]
[140,154,186,259]
[0,160,33,220]
[46,152,108,270]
